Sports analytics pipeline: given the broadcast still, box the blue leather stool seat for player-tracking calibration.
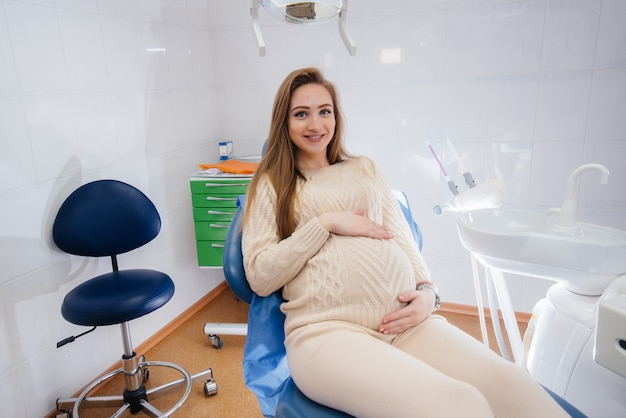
[61,269,174,326]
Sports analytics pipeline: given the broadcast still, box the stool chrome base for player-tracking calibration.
[56,355,216,418]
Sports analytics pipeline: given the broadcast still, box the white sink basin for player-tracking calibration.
[457,208,626,295]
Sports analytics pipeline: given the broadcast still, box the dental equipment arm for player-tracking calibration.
[426,141,459,196]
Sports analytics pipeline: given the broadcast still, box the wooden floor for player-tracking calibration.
[55,286,527,417]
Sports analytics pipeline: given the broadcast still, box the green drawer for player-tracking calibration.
[196,240,225,267]
[190,179,250,195]
[194,221,231,241]
[193,208,237,222]
[191,193,240,208]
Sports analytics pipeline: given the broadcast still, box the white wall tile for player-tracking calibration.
[2,265,61,363]
[186,0,217,30]
[71,93,120,169]
[491,0,544,75]
[0,185,52,284]
[442,76,491,141]
[164,25,194,89]
[534,70,593,141]
[222,85,263,140]
[401,9,446,79]
[55,0,98,13]
[586,68,626,141]
[528,141,585,207]
[100,15,144,91]
[162,0,187,26]
[189,27,216,87]
[110,91,148,162]
[5,1,69,94]
[399,0,447,13]
[582,141,626,210]
[96,0,133,18]
[359,14,403,82]
[0,369,27,417]
[133,0,163,23]
[22,94,80,181]
[0,3,20,95]
[541,0,601,71]
[0,96,36,191]
[594,0,626,69]
[487,74,538,142]
[487,142,533,205]
[217,28,264,86]
[213,0,248,30]
[194,86,223,143]
[444,5,494,77]
[135,21,170,90]
[57,8,109,93]
[397,79,447,142]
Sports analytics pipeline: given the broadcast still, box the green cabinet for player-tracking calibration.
[190,175,251,267]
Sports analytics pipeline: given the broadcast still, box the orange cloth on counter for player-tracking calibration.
[199,159,259,175]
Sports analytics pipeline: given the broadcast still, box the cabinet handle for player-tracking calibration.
[205,196,237,201]
[211,243,225,248]
[209,223,230,229]
[204,183,249,187]
[207,210,235,215]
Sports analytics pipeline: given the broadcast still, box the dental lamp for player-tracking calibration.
[251,0,357,57]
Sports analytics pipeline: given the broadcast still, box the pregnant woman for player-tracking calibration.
[242,67,568,418]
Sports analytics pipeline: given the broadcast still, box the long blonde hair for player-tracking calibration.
[245,67,351,239]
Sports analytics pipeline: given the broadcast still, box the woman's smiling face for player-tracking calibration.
[287,83,336,168]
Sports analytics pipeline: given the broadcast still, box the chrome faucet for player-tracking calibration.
[557,163,609,229]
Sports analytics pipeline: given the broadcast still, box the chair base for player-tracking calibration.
[203,322,248,349]
[56,355,216,418]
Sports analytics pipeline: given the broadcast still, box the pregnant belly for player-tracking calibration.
[332,235,416,308]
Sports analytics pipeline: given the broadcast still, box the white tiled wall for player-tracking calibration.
[0,0,625,416]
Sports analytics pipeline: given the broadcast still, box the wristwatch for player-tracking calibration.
[416,282,441,311]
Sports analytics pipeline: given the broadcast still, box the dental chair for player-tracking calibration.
[53,180,215,418]
[215,192,587,418]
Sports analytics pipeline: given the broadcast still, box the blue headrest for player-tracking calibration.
[222,195,254,304]
[53,180,161,257]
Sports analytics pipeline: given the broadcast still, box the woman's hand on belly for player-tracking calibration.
[378,289,437,334]
[317,210,393,240]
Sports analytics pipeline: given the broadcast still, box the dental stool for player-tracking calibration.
[219,194,587,418]
[53,180,214,418]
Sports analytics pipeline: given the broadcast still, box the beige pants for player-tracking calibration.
[285,316,569,418]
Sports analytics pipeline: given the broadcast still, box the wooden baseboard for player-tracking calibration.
[440,301,531,324]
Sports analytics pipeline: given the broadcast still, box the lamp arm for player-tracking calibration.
[251,0,267,56]
[339,0,357,56]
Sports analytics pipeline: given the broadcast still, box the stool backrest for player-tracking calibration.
[53,180,161,257]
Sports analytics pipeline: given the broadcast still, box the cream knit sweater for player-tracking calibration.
[242,156,432,336]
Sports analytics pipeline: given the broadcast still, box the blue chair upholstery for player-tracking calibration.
[53,180,213,417]
[222,193,587,418]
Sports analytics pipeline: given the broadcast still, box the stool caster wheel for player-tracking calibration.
[56,409,71,418]
[208,334,223,349]
[204,379,218,397]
